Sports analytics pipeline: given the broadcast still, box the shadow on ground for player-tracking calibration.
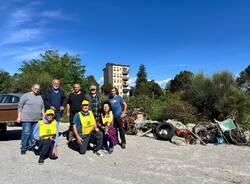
[0,129,22,141]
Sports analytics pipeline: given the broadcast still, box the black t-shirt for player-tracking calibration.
[67,92,85,113]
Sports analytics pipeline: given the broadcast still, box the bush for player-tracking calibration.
[160,101,198,124]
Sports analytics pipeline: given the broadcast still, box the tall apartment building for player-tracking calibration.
[103,63,130,96]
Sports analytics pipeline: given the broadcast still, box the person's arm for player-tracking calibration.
[42,89,51,110]
[72,114,83,144]
[73,124,83,144]
[33,122,40,141]
[123,101,127,114]
[66,104,70,117]
[60,90,67,110]
[16,94,26,123]
[52,122,59,157]
[54,122,59,146]
[41,97,45,118]
[121,96,127,116]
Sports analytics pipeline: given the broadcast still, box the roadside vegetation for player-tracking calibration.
[1,50,249,128]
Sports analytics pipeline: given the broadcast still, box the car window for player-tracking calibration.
[0,95,20,103]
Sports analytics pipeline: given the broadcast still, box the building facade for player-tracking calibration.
[103,63,130,96]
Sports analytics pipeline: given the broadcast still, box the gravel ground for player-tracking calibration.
[0,123,250,184]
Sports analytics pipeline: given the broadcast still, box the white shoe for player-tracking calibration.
[96,151,104,156]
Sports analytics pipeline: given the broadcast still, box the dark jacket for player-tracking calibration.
[42,87,67,110]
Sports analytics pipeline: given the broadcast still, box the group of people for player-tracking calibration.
[17,79,127,164]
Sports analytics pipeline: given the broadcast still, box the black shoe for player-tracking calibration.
[121,143,126,149]
[21,150,26,155]
[38,157,44,164]
[28,146,35,152]
[108,147,114,154]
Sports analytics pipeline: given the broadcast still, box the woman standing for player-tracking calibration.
[17,84,44,155]
[99,102,117,153]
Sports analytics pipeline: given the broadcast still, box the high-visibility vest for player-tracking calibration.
[38,119,57,140]
[78,111,96,135]
[101,111,113,126]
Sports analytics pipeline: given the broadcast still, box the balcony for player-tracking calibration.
[123,82,129,88]
[122,76,129,81]
[123,88,130,94]
[122,70,129,75]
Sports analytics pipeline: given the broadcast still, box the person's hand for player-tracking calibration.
[121,113,126,119]
[16,117,21,123]
[52,147,59,157]
[50,106,56,111]
[95,127,100,132]
[76,136,83,145]
[60,106,64,111]
[67,112,70,118]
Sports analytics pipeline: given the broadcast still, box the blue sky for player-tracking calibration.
[0,0,249,87]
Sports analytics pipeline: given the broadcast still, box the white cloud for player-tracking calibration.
[98,77,104,85]
[155,78,172,88]
[2,28,42,44]
[40,10,76,21]
[0,43,51,61]
[128,77,137,87]
[8,9,32,27]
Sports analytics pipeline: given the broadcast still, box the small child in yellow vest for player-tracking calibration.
[33,109,59,164]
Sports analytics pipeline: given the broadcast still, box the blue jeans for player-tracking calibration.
[21,121,36,151]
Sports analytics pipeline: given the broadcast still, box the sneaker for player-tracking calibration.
[121,143,126,149]
[21,150,26,155]
[108,147,114,154]
[38,157,44,164]
[96,151,104,157]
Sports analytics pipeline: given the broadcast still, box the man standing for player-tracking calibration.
[33,109,59,164]
[67,84,85,142]
[17,84,44,155]
[72,100,103,156]
[109,87,127,149]
[85,85,101,120]
[42,79,67,121]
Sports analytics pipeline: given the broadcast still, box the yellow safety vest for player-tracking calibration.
[38,119,57,140]
[79,111,96,135]
[101,111,113,126]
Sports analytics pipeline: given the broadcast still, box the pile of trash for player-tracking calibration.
[123,111,250,146]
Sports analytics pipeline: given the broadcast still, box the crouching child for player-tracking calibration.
[33,109,59,164]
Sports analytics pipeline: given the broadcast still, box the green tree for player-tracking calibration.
[139,80,163,99]
[84,75,100,92]
[168,71,193,93]
[14,50,86,94]
[101,82,112,96]
[184,71,250,124]
[236,65,250,93]
[135,64,147,95]
[0,71,13,93]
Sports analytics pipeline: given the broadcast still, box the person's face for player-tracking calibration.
[103,104,110,113]
[73,84,81,93]
[111,89,116,96]
[82,105,89,112]
[90,88,96,94]
[32,85,40,95]
[46,114,54,122]
[52,80,60,90]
